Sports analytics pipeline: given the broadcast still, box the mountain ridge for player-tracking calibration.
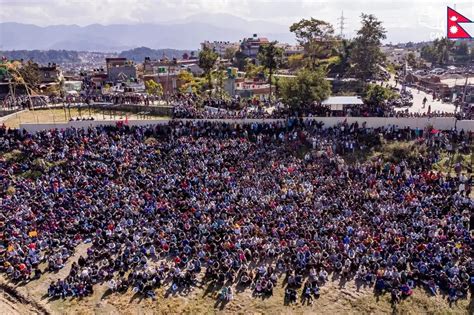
[0,16,295,52]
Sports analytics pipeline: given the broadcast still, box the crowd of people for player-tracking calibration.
[0,120,472,307]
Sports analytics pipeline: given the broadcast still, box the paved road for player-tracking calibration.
[403,85,456,114]
[384,76,456,114]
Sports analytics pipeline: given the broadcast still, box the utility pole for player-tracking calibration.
[337,11,346,39]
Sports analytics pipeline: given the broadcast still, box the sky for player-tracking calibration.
[0,0,473,42]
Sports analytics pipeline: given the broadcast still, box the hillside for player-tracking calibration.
[0,19,294,51]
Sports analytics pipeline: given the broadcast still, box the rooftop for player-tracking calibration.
[322,96,364,106]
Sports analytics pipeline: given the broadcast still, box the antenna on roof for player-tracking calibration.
[337,11,346,39]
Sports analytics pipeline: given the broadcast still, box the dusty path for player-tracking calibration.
[1,241,471,314]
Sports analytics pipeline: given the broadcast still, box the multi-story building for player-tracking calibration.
[38,63,63,84]
[201,40,240,58]
[277,44,305,57]
[106,57,137,83]
[143,57,182,95]
[240,34,269,59]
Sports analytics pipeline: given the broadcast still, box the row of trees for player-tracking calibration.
[420,38,473,65]
[248,14,387,107]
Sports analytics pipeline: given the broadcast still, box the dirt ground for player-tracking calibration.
[1,108,168,128]
[1,243,471,315]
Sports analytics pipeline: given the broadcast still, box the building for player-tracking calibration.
[201,41,239,58]
[106,57,137,83]
[224,68,270,98]
[240,34,269,59]
[276,43,304,57]
[38,63,63,84]
[405,73,451,98]
[89,69,108,89]
[142,57,182,95]
[181,64,204,76]
[381,46,420,65]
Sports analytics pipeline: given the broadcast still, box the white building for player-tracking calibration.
[201,41,239,57]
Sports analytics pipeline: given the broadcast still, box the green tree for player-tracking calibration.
[456,42,469,56]
[290,18,336,69]
[420,44,437,63]
[244,58,265,79]
[435,38,454,64]
[329,39,353,76]
[287,53,305,71]
[145,79,163,97]
[178,70,206,94]
[224,46,238,60]
[406,52,417,68]
[213,67,227,99]
[198,46,218,91]
[178,70,196,93]
[257,41,284,99]
[364,83,397,109]
[421,38,454,65]
[232,50,248,70]
[278,68,331,109]
[17,60,41,91]
[349,14,386,80]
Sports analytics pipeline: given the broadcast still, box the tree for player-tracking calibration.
[178,70,205,94]
[198,46,218,91]
[213,67,227,98]
[406,52,417,68]
[290,18,336,69]
[16,60,41,92]
[224,47,238,61]
[233,50,248,70]
[364,83,397,109]
[329,39,353,77]
[420,38,454,65]
[456,42,469,56]
[145,80,163,97]
[278,68,331,109]
[244,59,265,80]
[257,41,284,99]
[287,53,305,71]
[349,14,386,80]
[44,84,60,97]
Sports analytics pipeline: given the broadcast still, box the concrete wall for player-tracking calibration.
[0,110,27,123]
[91,104,173,116]
[20,117,474,133]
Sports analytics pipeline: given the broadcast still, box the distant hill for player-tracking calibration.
[0,49,80,64]
[0,16,295,52]
[118,47,193,62]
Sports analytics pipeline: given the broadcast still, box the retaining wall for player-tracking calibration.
[20,117,474,133]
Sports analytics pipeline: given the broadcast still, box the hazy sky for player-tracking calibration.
[1,0,473,42]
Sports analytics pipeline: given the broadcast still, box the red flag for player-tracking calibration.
[447,7,472,39]
[430,129,440,134]
[125,115,129,125]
